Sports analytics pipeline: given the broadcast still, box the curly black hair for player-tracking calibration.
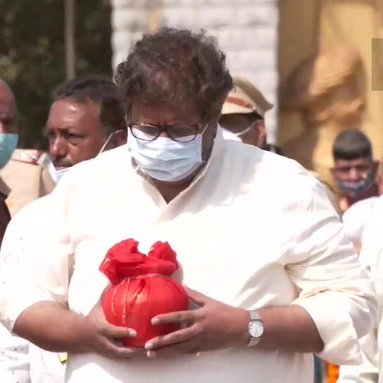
[116,28,233,122]
[54,76,125,136]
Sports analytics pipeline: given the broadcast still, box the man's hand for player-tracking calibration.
[83,301,146,359]
[143,288,324,358]
[144,288,250,356]
[14,300,146,359]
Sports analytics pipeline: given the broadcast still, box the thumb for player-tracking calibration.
[88,297,136,339]
[103,323,137,339]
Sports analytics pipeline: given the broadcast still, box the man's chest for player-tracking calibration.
[67,192,298,313]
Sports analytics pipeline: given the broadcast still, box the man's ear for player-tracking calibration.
[374,160,383,194]
[254,120,267,148]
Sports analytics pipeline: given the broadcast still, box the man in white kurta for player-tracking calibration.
[342,196,381,246]
[339,195,383,383]
[0,128,377,383]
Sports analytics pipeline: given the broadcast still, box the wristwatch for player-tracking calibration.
[247,310,264,347]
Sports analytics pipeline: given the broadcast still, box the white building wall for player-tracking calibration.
[111,0,279,143]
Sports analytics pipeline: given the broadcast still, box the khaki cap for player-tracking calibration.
[222,76,273,117]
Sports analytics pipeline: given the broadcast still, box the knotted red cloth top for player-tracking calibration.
[99,239,189,347]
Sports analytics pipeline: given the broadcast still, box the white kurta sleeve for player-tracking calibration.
[337,197,383,382]
[338,332,379,383]
[342,198,378,244]
[286,179,377,365]
[0,174,74,332]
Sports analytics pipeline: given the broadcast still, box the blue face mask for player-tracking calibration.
[0,133,18,169]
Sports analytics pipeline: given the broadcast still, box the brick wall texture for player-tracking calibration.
[111,0,279,142]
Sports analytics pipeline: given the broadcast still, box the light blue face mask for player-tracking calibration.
[0,133,18,169]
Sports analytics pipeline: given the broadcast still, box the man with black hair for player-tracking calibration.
[1,76,126,215]
[327,128,379,382]
[331,128,378,212]
[47,76,126,179]
[0,76,127,383]
[0,28,376,383]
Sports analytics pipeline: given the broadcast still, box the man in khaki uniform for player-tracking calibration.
[219,76,275,150]
[1,149,55,216]
[1,76,126,216]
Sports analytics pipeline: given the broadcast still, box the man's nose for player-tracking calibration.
[348,167,362,181]
[159,130,169,138]
[49,136,68,158]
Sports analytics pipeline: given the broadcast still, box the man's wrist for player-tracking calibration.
[247,309,264,347]
[69,313,95,354]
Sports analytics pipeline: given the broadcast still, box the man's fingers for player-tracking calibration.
[147,339,201,357]
[102,323,137,339]
[98,336,145,359]
[151,310,196,325]
[145,325,197,350]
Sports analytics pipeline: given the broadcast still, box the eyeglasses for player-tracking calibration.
[128,122,208,143]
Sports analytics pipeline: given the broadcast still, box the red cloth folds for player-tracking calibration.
[99,239,189,347]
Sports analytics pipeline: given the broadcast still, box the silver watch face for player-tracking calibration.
[249,319,264,338]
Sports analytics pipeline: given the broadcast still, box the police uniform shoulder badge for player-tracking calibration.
[10,149,50,167]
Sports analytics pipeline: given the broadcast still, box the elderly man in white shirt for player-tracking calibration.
[0,28,377,383]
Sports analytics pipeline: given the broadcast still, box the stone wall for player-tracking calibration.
[111,0,279,142]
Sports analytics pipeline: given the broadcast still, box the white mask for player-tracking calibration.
[97,131,116,156]
[127,133,204,182]
[48,161,71,183]
[221,126,253,141]
[48,132,117,184]
[221,127,241,142]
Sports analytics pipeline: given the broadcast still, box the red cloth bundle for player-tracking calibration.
[99,239,189,348]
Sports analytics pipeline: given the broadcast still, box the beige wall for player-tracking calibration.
[279,0,383,185]
[319,0,383,160]
[278,0,320,146]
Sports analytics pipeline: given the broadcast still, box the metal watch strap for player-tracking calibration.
[249,310,261,321]
[247,310,263,347]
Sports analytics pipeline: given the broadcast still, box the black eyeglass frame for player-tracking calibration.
[127,122,209,143]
